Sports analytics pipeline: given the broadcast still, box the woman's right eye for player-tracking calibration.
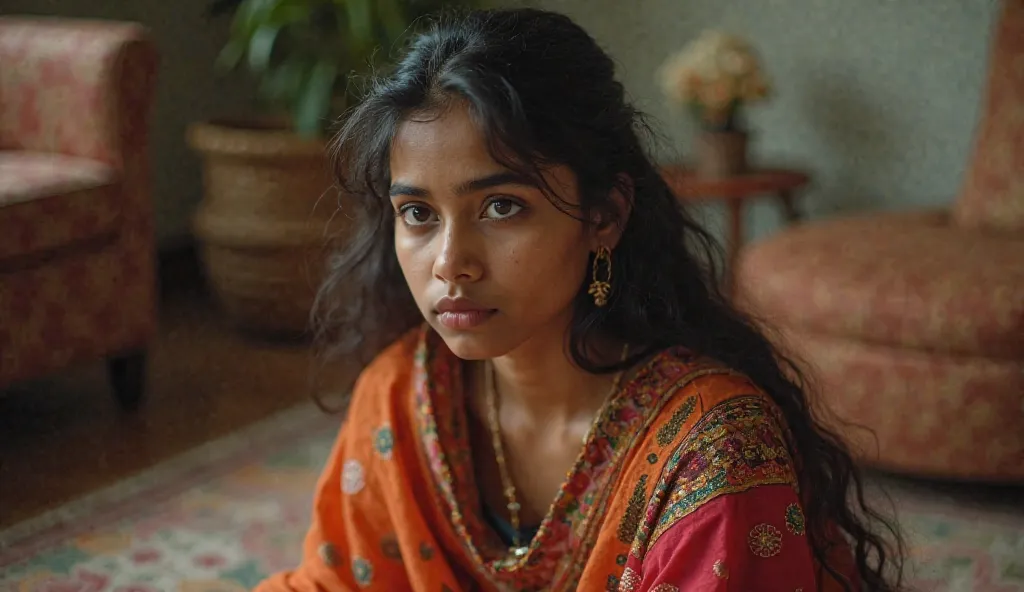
[399,205,437,226]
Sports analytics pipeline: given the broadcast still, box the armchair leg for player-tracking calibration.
[107,350,147,411]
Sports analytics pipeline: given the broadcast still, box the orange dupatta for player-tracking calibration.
[256,327,853,591]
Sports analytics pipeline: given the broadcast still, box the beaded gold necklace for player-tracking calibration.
[482,345,629,556]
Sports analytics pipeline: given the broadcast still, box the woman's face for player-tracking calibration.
[389,104,601,360]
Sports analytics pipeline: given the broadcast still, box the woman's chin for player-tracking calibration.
[432,325,517,361]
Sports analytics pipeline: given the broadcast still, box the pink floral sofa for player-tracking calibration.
[736,0,1024,482]
[0,17,159,409]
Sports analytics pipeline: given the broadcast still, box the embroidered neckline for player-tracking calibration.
[412,327,732,590]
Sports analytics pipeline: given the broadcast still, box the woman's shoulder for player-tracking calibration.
[625,350,802,547]
[647,347,778,420]
[358,327,422,383]
[348,326,424,416]
[642,348,797,479]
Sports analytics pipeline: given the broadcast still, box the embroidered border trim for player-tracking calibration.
[559,367,740,590]
[417,326,752,591]
[632,396,798,558]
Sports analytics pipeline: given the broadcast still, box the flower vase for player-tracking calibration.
[695,129,749,179]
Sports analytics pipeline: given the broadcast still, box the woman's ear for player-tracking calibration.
[591,175,634,250]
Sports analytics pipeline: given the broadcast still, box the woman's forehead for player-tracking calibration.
[394,104,484,152]
[389,103,580,206]
[391,108,494,176]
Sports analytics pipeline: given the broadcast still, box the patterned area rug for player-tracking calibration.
[0,403,1022,591]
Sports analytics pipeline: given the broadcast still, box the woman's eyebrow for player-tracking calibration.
[454,172,537,195]
[389,171,537,199]
[389,183,429,198]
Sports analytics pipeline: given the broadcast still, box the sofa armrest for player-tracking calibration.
[0,17,159,170]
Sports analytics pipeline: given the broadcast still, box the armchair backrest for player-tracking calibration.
[0,17,158,170]
[954,0,1024,232]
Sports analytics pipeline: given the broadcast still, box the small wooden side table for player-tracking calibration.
[661,166,811,291]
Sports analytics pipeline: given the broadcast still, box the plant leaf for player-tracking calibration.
[217,0,483,135]
[235,0,276,38]
[294,60,338,137]
[265,0,307,26]
[247,23,282,72]
[230,0,257,36]
[342,0,374,48]
[261,57,307,102]
[377,0,407,43]
[215,39,247,71]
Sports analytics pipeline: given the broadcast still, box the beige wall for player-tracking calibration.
[524,0,997,240]
[2,0,1000,248]
[2,0,259,248]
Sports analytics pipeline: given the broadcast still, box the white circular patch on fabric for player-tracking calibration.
[342,459,365,495]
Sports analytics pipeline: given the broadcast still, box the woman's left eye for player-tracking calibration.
[483,198,523,220]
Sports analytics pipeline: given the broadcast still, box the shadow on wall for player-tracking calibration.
[804,76,908,216]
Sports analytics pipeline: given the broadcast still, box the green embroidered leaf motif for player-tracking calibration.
[655,396,697,447]
[617,474,649,544]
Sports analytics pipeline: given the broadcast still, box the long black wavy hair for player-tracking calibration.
[314,7,904,590]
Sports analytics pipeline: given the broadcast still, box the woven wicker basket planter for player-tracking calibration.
[187,120,348,339]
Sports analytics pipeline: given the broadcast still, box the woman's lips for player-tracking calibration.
[436,309,497,330]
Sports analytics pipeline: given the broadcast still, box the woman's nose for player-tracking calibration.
[432,219,484,284]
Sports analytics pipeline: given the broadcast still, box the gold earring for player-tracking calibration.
[588,246,612,307]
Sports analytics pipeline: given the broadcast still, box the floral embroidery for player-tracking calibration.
[633,396,798,557]
[655,395,697,446]
[617,567,641,591]
[341,459,365,495]
[749,523,783,558]
[318,542,340,567]
[712,558,729,579]
[652,585,680,592]
[414,325,731,589]
[606,575,620,592]
[616,553,628,566]
[419,541,435,561]
[617,474,649,544]
[352,556,373,588]
[646,452,658,464]
[785,503,806,535]
[374,424,395,460]
[381,534,402,561]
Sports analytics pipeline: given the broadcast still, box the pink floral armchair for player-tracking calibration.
[0,17,159,409]
[736,1,1024,481]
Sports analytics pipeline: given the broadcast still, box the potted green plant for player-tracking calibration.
[188,0,471,338]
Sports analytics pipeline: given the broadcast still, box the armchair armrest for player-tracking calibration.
[0,17,158,170]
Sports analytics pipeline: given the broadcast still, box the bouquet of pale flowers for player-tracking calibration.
[658,31,770,131]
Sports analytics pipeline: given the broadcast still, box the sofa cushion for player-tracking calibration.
[953,0,1024,232]
[736,210,1024,359]
[780,329,1024,480]
[0,151,119,262]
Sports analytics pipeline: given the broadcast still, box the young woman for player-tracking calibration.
[257,8,903,592]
